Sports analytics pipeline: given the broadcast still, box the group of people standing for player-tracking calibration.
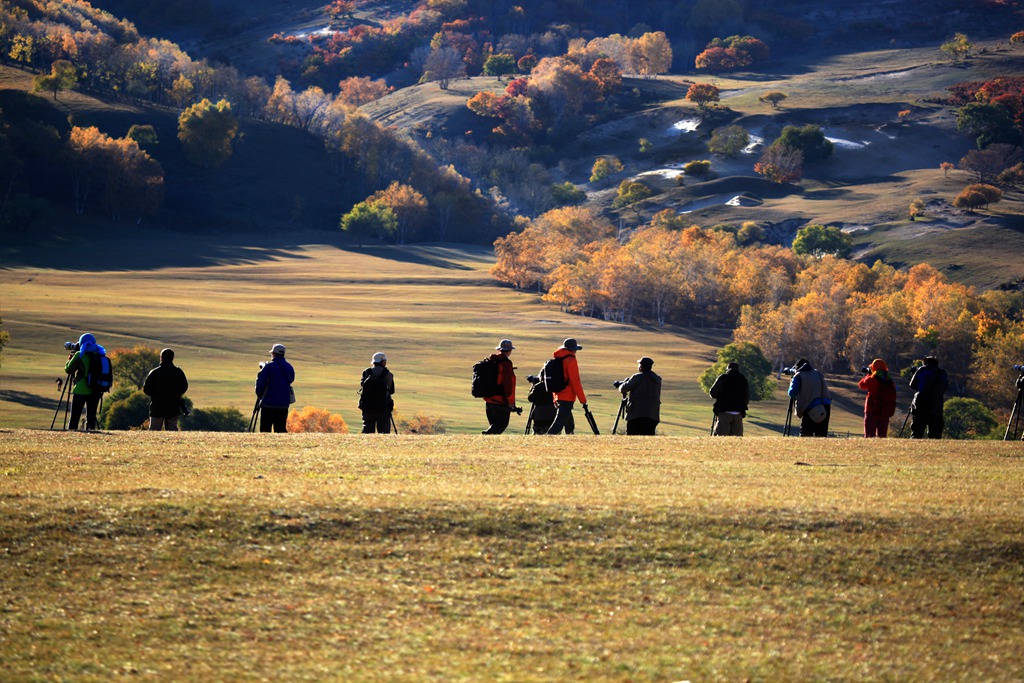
[62,332,954,439]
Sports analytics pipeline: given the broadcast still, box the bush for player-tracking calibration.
[943,397,999,439]
[683,159,712,175]
[698,341,775,401]
[182,406,248,432]
[287,406,349,433]
[395,412,445,434]
[103,390,150,430]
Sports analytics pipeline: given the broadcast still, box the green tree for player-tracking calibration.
[639,137,653,153]
[612,180,654,210]
[177,99,238,169]
[698,341,775,401]
[551,181,586,206]
[182,406,248,432]
[103,390,150,430]
[340,200,397,246]
[775,124,833,162]
[127,124,158,150]
[940,32,974,62]
[943,397,998,439]
[792,224,852,259]
[590,156,623,185]
[108,345,160,389]
[483,53,517,81]
[708,124,750,157]
[956,102,1019,148]
[759,91,788,109]
[33,60,77,100]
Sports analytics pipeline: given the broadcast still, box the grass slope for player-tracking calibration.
[1,234,887,435]
[1,431,1022,681]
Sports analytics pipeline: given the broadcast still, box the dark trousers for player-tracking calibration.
[483,403,510,434]
[546,402,576,434]
[530,404,556,434]
[362,411,391,433]
[69,393,101,430]
[799,404,831,437]
[260,406,288,433]
[626,417,658,435]
[911,413,943,439]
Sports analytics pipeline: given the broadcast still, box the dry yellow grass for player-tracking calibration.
[1,430,1022,682]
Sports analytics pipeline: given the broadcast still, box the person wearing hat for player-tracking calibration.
[615,356,662,435]
[482,339,518,434]
[909,356,949,439]
[63,332,107,430]
[255,343,295,433]
[546,338,588,435]
[858,358,897,438]
[360,352,396,433]
[143,348,189,431]
[709,361,749,436]
[787,358,831,437]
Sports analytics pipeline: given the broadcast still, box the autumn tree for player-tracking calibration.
[941,161,955,178]
[177,98,238,169]
[909,198,926,221]
[708,124,749,157]
[686,83,720,110]
[759,91,787,109]
[368,181,428,244]
[754,144,803,184]
[941,32,974,62]
[422,46,466,89]
[287,406,349,433]
[612,180,654,214]
[953,183,1002,211]
[959,144,1022,182]
[337,76,391,107]
[33,59,77,99]
[695,46,752,72]
[635,31,673,78]
[108,345,160,389]
[590,156,623,185]
[792,224,852,259]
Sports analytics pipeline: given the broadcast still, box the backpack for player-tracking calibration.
[85,352,113,394]
[470,357,500,398]
[527,378,554,405]
[540,356,566,393]
[359,369,392,412]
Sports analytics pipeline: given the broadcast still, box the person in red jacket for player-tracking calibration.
[858,358,898,438]
[483,339,518,434]
[546,338,588,435]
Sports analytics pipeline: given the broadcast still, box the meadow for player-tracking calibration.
[1,231,882,436]
[1,430,1022,681]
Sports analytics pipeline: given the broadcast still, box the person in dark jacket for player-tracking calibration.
[709,362,749,436]
[525,370,556,435]
[255,343,295,433]
[143,348,189,431]
[909,356,949,439]
[858,358,897,438]
[615,357,662,435]
[483,339,518,434]
[360,352,395,433]
[787,358,832,437]
[63,332,105,430]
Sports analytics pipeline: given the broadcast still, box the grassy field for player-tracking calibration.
[1,430,1022,681]
[1,232,886,436]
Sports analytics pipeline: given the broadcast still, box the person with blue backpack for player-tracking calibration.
[63,332,111,430]
[255,343,295,433]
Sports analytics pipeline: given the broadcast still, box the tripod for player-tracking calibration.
[612,398,627,434]
[248,397,262,433]
[783,397,794,436]
[524,403,536,434]
[391,414,399,434]
[50,373,72,430]
[1004,375,1023,441]
[898,410,912,438]
[710,413,718,436]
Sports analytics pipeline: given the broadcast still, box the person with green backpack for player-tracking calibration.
[63,332,110,431]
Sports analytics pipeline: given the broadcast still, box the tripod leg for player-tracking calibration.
[249,399,261,433]
[1005,389,1023,441]
[391,415,398,434]
[50,374,72,430]
[783,398,794,436]
[612,399,625,435]
[524,404,535,435]
[898,410,911,438]
[710,414,717,436]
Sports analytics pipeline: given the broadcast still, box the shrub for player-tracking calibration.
[182,407,248,432]
[287,406,349,433]
[395,412,445,434]
[943,398,998,439]
[683,159,712,175]
[103,390,150,430]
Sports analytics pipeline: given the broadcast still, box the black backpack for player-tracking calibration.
[527,378,554,405]
[540,356,566,393]
[85,352,113,394]
[359,369,392,412]
[471,357,501,398]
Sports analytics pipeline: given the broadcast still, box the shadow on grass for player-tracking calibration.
[1,390,59,411]
[337,244,491,270]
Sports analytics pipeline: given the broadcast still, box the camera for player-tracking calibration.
[1013,365,1024,373]
[613,380,623,388]
[860,366,870,374]
[64,341,80,351]
[782,366,798,376]
[259,361,268,369]
[527,374,540,384]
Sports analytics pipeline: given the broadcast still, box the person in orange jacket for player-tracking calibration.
[483,339,518,434]
[546,338,588,435]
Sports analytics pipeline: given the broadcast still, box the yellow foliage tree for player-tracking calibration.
[287,406,349,433]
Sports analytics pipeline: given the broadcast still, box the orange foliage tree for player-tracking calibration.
[287,406,349,433]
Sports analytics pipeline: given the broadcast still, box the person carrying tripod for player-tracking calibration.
[255,343,295,433]
[481,339,518,434]
[614,356,662,435]
[709,362,749,436]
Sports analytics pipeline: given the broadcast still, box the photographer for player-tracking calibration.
[909,356,949,439]
[482,339,518,435]
[787,358,832,437]
[615,356,662,435]
[858,358,897,438]
[526,371,556,435]
[709,362,749,436]
[63,332,106,431]
[359,352,395,434]
[255,344,295,433]
[143,348,189,431]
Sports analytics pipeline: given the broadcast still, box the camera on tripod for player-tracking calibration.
[64,341,80,351]
[782,366,799,376]
[527,374,540,384]
[612,380,623,388]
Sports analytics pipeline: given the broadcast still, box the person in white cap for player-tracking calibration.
[359,352,395,433]
[255,343,295,432]
[482,339,518,434]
